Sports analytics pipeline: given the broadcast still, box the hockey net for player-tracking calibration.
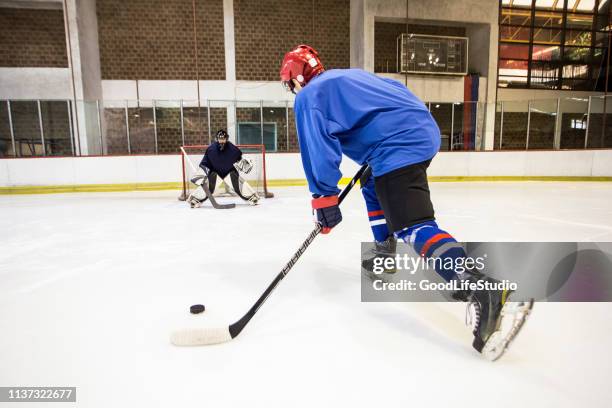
[178,144,274,201]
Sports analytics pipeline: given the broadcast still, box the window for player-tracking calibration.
[499,0,611,90]
[237,123,277,152]
[571,118,587,129]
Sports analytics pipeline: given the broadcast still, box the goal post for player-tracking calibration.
[178,144,274,201]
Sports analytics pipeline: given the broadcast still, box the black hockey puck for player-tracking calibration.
[190,304,205,314]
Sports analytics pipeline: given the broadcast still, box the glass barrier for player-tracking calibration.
[559,97,589,149]
[498,100,529,150]
[101,100,129,155]
[528,99,557,149]
[10,100,44,156]
[0,97,609,157]
[182,100,208,148]
[429,103,452,151]
[153,100,182,154]
[0,101,14,157]
[587,95,612,149]
[235,100,263,148]
[262,101,290,153]
[453,102,482,151]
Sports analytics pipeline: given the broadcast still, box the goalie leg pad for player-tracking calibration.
[190,171,218,194]
[225,170,259,204]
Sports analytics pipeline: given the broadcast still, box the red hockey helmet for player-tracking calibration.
[279,45,324,94]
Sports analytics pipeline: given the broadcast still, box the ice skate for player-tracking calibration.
[247,193,259,206]
[187,194,205,209]
[361,235,397,280]
[463,272,534,361]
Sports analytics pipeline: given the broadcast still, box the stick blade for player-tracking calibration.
[170,327,232,346]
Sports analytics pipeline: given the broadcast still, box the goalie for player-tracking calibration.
[187,130,260,208]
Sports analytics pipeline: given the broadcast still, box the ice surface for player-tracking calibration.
[1,182,611,407]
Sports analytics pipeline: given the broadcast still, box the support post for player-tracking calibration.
[450,103,455,151]
[499,101,504,150]
[526,100,532,150]
[152,100,158,154]
[96,100,103,155]
[553,98,562,150]
[180,99,185,146]
[585,96,592,149]
[260,100,264,145]
[37,100,46,156]
[7,101,17,157]
[207,99,212,144]
[233,100,237,143]
[285,100,289,151]
[68,100,75,156]
[125,100,131,154]
[474,103,479,150]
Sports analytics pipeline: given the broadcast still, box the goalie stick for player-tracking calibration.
[171,164,371,346]
[197,175,235,210]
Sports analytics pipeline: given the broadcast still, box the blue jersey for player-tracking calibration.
[294,69,441,196]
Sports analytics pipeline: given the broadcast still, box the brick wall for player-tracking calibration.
[0,8,67,67]
[374,22,466,74]
[97,0,225,80]
[234,0,350,81]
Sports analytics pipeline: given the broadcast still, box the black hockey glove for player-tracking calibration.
[311,195,342,234]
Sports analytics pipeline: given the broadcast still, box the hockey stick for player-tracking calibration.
[171,164,371,346]
[198,176,236,210]
[182,152,235,209]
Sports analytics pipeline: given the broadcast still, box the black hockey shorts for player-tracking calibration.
[373,159,435,234]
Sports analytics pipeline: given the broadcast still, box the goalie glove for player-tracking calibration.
[311,195,342,234]
[234,158,254,174]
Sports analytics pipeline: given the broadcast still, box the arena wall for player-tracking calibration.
[1,150,611,194]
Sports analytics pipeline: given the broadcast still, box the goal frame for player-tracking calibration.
[179,144,273,200]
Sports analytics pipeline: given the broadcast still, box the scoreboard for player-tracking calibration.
[397,33,468,75]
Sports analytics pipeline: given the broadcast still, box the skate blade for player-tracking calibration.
[482,299,534,361]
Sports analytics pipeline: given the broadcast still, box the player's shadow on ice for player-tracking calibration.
[366,303,473,358]
[310,260,474,358]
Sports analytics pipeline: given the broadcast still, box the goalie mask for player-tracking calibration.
[216,129,229,151]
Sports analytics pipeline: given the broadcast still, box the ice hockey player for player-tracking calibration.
[187,129,259,208]
[280,44,532,360]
